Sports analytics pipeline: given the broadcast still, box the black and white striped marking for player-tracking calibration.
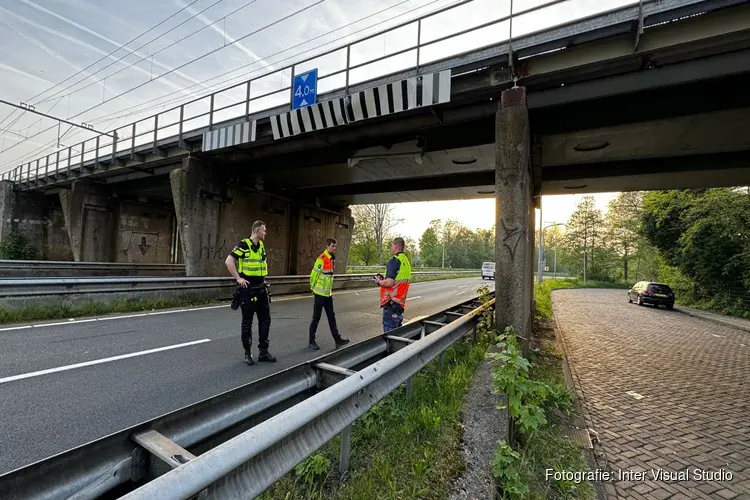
[270,70,451,140]
[270,97,348,140]
[202,120,257,152]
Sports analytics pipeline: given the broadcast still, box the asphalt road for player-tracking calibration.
[0,277,493,475]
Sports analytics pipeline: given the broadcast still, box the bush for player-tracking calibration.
[0,231,36,260]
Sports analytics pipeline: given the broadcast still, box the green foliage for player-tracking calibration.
[490,316,594,499]
[492,440,529,499]
[294,454,332,489]
[0,231,36,260]
[641,188,750,316]
[260,330,489,500]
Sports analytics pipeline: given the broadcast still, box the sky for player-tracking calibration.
[0,0,635,233]
[389,192,621,242]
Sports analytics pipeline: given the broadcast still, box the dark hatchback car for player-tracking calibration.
[628,281,675,309]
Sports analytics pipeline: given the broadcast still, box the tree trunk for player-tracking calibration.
[623,245,629,281]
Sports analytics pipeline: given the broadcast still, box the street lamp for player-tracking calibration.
[538,221,564,284]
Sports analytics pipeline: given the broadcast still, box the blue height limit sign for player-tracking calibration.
[291,68,318,110]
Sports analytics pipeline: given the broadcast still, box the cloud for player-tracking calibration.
[19,0,215,96]
[172,0,271,70]
[0,61,55,87]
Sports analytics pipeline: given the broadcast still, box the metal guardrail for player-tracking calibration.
[0,259,186,277]
[0,291,495,499]
[2,0,710,185]
[0,271,479,308]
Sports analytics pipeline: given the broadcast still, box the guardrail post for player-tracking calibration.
[472,323,477,342]
[208,95,214,131]
[406,376,414,397]
[439,351,445,370]
[339,425,352,475]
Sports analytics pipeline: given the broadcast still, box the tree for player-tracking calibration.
[564,196,605,280]
[419,219,443,267]
[350,204,402,265]
[641,188,750,305]
[605,192,644,281]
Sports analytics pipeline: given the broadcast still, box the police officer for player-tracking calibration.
[225,220,276,365]
[308,237,350,350]
[375,237,412,332]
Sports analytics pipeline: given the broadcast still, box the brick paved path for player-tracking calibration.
[553,289,750,500]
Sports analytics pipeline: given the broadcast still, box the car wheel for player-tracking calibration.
[666,304,674,310]
[628,295,633,303]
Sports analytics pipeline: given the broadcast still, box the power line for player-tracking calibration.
[0,0,330,165]
[0,0,204,129]
[87,0,426,125]
[3,0,465,170]
[33,0,233,107]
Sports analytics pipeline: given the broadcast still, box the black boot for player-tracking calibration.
[309,340,320,350]
[335,337,351,348]
[258,350,277,362]
[244,352,255,365]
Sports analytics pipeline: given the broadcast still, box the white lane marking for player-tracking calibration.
[459,285,468,288]
[0,305,228,332]
[0,339,211,385]
[712,334,724,338]
[407,296,421,301]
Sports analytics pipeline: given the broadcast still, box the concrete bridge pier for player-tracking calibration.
[171,156,354,277]
[495,86,537,352]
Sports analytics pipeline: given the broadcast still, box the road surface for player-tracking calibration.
[0,277,492,475]
[553,288,749,500]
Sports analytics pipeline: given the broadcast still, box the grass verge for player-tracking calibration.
[258,301,494,500]
[490,278,629,499]
[534,279,630,319]
[0,274,477,325]
[0,296,218,325]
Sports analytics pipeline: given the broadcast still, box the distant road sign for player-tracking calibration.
[291,69,318,110]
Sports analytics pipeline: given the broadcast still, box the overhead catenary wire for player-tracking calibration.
[0,0,205,130]
[3,0,470,171]
[87,0,453,126]
[33,0,251,107]
[0,0,331,166]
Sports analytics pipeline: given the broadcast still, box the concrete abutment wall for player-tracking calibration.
[171,157,354,277]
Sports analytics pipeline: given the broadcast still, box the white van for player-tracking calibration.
[481,261,495,280]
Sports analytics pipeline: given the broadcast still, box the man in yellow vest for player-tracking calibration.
[375,237,412,332]
[308,237,350,350]
[225,220,276,365]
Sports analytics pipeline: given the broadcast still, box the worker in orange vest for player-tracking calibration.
[308,237,350,350]
[375,237,412,332]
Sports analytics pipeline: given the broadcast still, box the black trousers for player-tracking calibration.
[309,294,340,342]
[239,287,271,353]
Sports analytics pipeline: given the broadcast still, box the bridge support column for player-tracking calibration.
[59,180,116,262]
[494,86,535,351]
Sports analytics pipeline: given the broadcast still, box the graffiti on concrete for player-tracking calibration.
[199,232,227,261]
[299,225,324,271]
[501,219,525,261]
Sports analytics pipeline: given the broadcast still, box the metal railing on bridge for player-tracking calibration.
[0,292,495,500]
[1,0,711,187]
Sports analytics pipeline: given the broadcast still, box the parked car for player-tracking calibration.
[628,281,675,309]
[481,261,495,280]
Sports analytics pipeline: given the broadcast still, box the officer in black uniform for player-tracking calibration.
[225,219,276,365]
